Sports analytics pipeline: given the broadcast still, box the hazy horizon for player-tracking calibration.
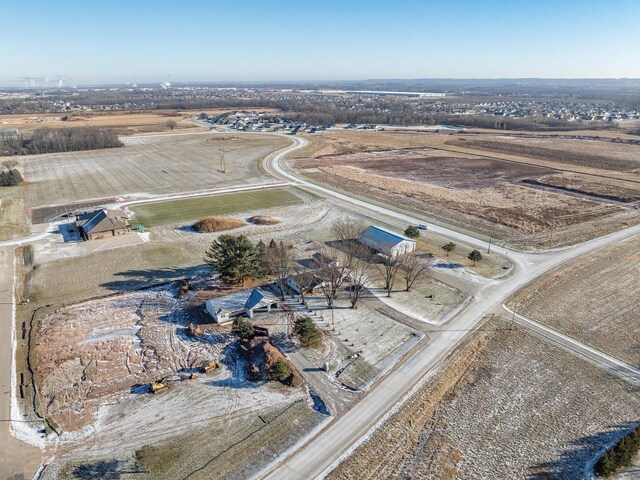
[1,0,639,87]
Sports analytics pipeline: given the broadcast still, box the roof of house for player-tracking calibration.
[205,288,279,315]
[80,209,129,235]
[288,270,328,289]
[361,225,415,247]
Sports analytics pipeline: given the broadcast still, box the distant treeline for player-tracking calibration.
[0,127,122,156]
[147,97,612,131]
[0,94,619,132]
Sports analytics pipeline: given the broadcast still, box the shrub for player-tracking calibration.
[268,358,291,382]
[404,225,420,239]
[249,215,280,225]
[194,216,245,233]
[594,425,640,477]
[294,316,322,348]
[0,168,23,186]
[233,318,254,340]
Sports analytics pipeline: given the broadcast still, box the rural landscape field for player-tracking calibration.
[2,2,640,478]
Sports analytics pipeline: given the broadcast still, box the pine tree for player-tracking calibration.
[204,234,261,286]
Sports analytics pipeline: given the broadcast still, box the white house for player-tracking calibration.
[360,225,416,257]
[205,288,279,323]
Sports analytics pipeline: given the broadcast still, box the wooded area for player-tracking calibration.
[0,126,122,156]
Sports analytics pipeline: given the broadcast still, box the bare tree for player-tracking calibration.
[400,252,429,292]
[165,119,178,130]
[348,251,374,308]
[264,241,293,300]
[332,219,366,247]
[376,254,401,297]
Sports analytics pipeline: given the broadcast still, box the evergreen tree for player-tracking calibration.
[205,234,261,286]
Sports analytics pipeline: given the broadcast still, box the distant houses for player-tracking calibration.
[360,225,416,257]
[75,209,130,241]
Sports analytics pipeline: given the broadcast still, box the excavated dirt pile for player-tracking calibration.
[241,338,304,388]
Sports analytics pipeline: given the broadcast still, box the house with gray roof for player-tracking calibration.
[205,288,279,323]
[76,209,130,241]
[360,225,416,257]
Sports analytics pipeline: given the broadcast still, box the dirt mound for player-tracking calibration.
[248,215,280,225]
[242,339,303,388]
[193,216,245,233]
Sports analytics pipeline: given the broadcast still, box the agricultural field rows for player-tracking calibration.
[18,133,288,208]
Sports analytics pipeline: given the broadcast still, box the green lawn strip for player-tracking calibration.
[129,189,302,228]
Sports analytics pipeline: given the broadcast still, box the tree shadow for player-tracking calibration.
[71,459,146,479]
[434,262,463,269]
[527,422,639,479]
[100,265,210,292]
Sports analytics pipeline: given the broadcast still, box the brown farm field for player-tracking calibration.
[292,131,640,249]
[509,235,640,368]
[330,321,640,480]
[0,108,277,135]
[18,133,289,211]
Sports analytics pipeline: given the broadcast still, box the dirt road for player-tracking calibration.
[0,246,42,479]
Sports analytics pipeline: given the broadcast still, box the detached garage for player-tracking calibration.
[360,225,416,257]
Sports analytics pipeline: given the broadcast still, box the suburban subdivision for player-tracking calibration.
[1,102,639,479]
[2,4,640,467]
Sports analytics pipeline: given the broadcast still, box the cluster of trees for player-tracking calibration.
[204,222,434,312]
[204,234,295,290]
[0,127,122,156]
[594,425,640,477]
[440,242,483,266]
[0,168,23,186]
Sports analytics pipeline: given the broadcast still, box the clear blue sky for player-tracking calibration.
[1,0,639,85]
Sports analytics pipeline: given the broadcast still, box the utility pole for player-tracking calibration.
[219,150,226,173]
[487,234,492,254]
[511,302,518,330]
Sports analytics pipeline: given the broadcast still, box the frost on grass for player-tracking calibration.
[330,322,640,480]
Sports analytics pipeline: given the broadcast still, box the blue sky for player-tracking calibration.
[1,0,639,85]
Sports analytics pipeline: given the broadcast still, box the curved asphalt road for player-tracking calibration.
[259,134,640,480]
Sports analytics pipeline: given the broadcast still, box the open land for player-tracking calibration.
[0,109,274,135]
[329,320,640,480]
[128,188,303,228]
[508,235,640,368]
[0,184,29,240]
[17,132,289,212]
[18,187,470,478]
[291,130,640,249]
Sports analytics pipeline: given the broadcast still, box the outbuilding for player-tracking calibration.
[205,288,279,323]
[360,225,416,257]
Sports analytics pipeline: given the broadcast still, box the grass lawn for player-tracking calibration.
[129,189,303,228]
[0,185,28,241]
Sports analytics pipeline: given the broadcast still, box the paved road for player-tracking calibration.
[502,304,640,387]
[259,134,640,480]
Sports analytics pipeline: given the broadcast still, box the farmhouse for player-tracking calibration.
[76,209,130,241]
[360,225,416,257]
[205,288,279,323]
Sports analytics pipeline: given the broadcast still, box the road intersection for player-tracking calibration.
[0,131,637,479]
